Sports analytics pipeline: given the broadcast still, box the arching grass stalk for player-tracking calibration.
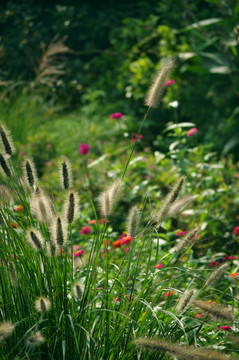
[122,107,150,179]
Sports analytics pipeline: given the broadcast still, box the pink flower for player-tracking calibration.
[110,112,123,119]
[233,226,239,235]
[124,247,130,253]
[155,264,163,269]
[115,297,119,302]
[79,144,90,155]
[164,291,174,297]
[234,174,239,178]
[186,128,198,137]
[73,249,85,257]
[80,226,91,235]
[130,133,143,143]
[163,79,175,87]
[120,235,133,246]
[176,230,186,236]
[220,326,231,331]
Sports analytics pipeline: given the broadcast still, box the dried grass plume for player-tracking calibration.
[145,59,175,108]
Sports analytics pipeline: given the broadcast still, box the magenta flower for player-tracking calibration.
[186,128,198,137]
[110,112,123,119]
[176,230,186,236]
[79,144,90,155]
[164,291,174,297]
[130,133,143,143]
[220,326,231,331]
[73,249,85,257]
[163,79,175,87]
[155,264,163,269]
[80,226,91,235]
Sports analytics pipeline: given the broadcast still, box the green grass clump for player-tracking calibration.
[0,126,238,360]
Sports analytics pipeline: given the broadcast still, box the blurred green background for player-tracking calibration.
[1,0,238,157]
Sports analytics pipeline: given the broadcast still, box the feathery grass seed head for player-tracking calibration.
[193,300,234,321]
[0,321,15,340]
[134,338,233,360]
[0,153,11,177]
[60,159,72,190]
[26,332,45,347]
[145,59,175,109]
[31,192,54,223]
[23,158,37,188]
[175,228,200,254]
[63,191,79,224]
[155,176,186,223]
[73,283,85,299]
[205,263,228,288]
[0,122,15,155]
[168,195,194,217]
[99,179,123,218]
[35,297,51,313]
[51,216,67,246]
[176,290,196,314]
[127,205,140,237]
[27,228,45,250]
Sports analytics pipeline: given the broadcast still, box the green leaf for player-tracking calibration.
[222,135,239,154]
[183,18,223,30]
[165,122,196,131]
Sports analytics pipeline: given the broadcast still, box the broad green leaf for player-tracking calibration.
[87,154,109,168]
[183,17,223,30]
[165,122,195,131]
[222,135,239,154]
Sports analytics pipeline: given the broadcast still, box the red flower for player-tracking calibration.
[88,219,96,224]
[11,222,18,229]
[233,226,239,235]
[14,205,24,212]
[155,264,163,269]
[220,326,231,331]
[113,239,122,249]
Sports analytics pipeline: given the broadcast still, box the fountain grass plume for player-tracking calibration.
[35,297,51,313]
[26,228,45,250]
[23,157,37,188]
[175,228,200,254]
[176,289,196,314]
[193,300,234,321]
[127,205,140,237]
[63,190,79,224]
[0,321,15,341]
[0,153,11,177]
[168,195,195,217]
[145,59,175,109]
[156,176,186,223]
[60,159,73,190]
[73,283,85,299]
[134,338,233,359]
[51,215,67,247]
[205,263,228,288]
[26,332,45,347]
[0,122,15,155]
[31,191,54,223]
[99,179,123,218]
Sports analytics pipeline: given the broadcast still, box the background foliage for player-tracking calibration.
[0,0,239,156]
